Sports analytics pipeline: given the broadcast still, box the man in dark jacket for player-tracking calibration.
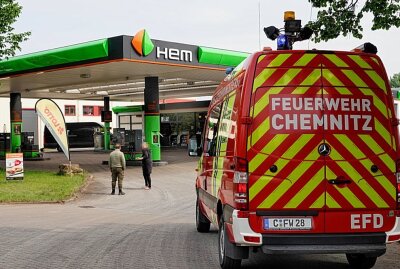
[137,142,152,190]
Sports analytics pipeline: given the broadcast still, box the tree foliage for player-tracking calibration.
[390,73,400,88]
[307,0,400,42]
[0,0,30,60]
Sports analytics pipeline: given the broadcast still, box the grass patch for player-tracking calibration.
[0,168,86,203]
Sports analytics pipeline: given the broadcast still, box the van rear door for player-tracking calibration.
[247,52,327,233]
[247,51,397,235]
[321,52,397,233]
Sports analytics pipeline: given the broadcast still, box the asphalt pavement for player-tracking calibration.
[0,149,399,269]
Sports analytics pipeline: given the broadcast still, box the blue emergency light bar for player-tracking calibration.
[277,35,289,50]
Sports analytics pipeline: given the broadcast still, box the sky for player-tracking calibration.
[12,0,400,77]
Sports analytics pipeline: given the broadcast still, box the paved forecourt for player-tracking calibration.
[0,149,398,268]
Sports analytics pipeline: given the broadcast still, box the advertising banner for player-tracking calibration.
[35,99,70,160]
[6,153,24,180]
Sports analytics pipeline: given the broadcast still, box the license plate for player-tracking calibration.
[263,217,312,230]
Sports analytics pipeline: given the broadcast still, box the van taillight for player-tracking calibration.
[234,157,248,210]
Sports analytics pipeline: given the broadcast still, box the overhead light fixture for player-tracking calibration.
[80,73,91,79]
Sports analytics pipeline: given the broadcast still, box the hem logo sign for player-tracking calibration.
[132,29,193,62]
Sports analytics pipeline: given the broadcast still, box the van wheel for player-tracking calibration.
[56,146,62,152]
[196,199,210,233]
[346,254,377,269]
[218,216,241,269]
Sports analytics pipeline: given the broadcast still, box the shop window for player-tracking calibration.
[83,106,94,116]
[65,105,76,116]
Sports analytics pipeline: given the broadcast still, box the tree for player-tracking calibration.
[307,0,400,42]
[390,73,400,88]
[0,0,30,60]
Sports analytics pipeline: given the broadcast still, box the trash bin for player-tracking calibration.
[94,133,104,150]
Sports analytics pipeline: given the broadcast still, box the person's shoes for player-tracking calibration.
[145,187,150,190]
[119,189,125,195]
[111,189,115,195]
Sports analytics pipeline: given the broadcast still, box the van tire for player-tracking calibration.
[218,216,241,269]
[56,146,62,152]
[196,199,210,233]
[346,254,377,269]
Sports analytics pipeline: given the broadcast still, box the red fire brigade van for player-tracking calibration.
[195,45,400,269]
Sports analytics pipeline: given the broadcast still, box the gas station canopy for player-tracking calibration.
[0,31,249,101]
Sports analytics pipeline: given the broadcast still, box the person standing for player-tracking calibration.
[137,142,152,190]
[109,143,126,195]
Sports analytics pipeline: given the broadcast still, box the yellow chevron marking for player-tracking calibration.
[324,54,349,67]
[358,158,395,198]
[257,55,266,63]
[294,54,317,67]
[250,158,290,199]
[325,139,345,161]
[250,175,273,201]
[258,150,317,208]
[373,176,397,202]
[322,69,344,86]
[371,57,380,65]
[251,142,320,204]
[306,145,321,161]
[252,87,284,118]
[298,69,322,86]
[292,87,315,94]
[322,69,353,95]
[251,117,270,147]
[285,167,324,208]
[267,54,291,67]
[310,193,326,208]
[358,134,384,154]
[248,134,289,173]
[260,133,290,155]
[326,193,341,208]
[334,179,366,208]
[275,69,302,85]
[333,134,366,159]
[342,70,368,87]
[334,162,388,208]
[250,158,289,200]
[379,153,396,171]
[253,68,277,91]
[326,165,366,208]
[365,70,387,92]
[348,55,372,69]
[326,165,365,208]
[332,87,352,95]
[281,134,315,160]
[361,88,388,118]
[375,119,392,146]
[328,150,345,161]
[255,178,291,207]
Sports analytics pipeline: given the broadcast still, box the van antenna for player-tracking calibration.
[308,3,313,50]
[258,1,261,50]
